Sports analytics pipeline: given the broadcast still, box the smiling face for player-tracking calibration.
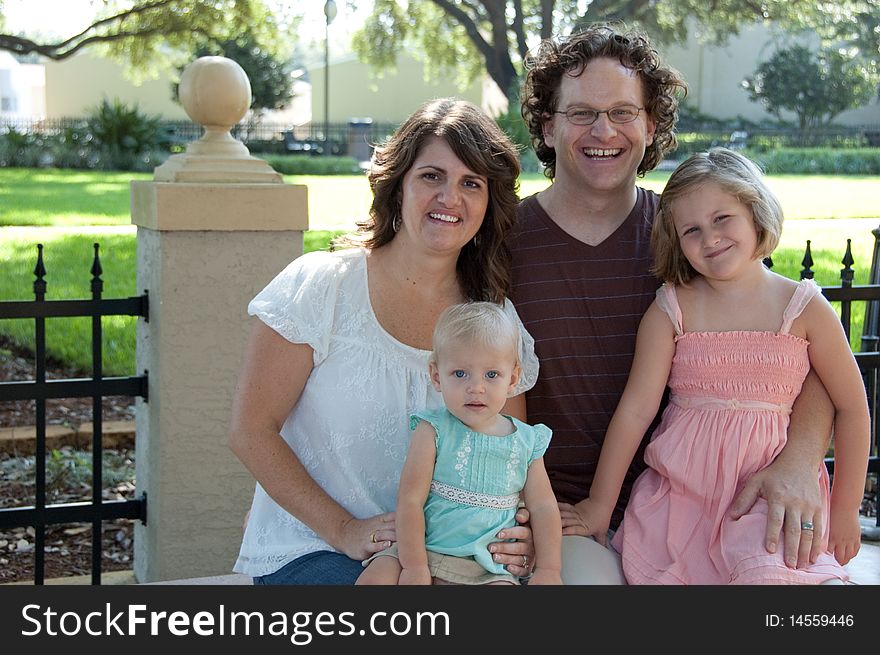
[398,135,489,258]
[429,339,520,435]
[542,57,656,200]
[671,182,762,282]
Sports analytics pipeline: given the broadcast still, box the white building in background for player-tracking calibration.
[664,23,880,126]
[0,51,45,118]
[42,51,188,120]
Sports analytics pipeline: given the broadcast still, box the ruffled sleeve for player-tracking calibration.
[502,298,539,394]
[529,423,552,463]
[410,408,447,447]
[247,250,344,366]
[654,283,684,336]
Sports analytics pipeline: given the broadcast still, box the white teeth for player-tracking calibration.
[583,148,621,157]
[429,213,460,223]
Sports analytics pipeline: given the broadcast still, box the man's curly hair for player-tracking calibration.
[522,24,687,179]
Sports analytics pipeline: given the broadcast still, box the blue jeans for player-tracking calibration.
[253,551,363,585]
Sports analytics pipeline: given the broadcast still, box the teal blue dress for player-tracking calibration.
[410,407,552,575]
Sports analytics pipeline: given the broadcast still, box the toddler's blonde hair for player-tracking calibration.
[429,302,521,367]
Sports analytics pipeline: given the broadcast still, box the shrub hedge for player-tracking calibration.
[744,148,880,175]
[259,155,364,175]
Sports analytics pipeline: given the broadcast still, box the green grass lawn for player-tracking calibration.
[2,167,879,374]
[2,168,879,229]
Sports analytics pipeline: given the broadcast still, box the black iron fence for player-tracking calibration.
[766,231,880,526]
[0,244,149,584]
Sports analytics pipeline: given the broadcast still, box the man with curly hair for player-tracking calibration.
[506,24,835,584]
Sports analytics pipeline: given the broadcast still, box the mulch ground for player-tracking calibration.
[1,335,136,584]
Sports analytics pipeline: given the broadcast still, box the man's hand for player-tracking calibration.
[729,459,824,568]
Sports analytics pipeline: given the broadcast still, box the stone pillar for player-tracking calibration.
[131,57,307,582]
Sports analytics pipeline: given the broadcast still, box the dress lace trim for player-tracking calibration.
[430,480,520,509]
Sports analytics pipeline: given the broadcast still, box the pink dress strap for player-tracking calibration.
[654,283,684,336]
[779,279,822,334]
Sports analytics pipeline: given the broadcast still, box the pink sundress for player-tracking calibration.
[612,279,848,584]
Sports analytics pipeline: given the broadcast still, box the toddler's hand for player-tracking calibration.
[562,498,612,544]
[527,568,562,585]
[828,510,861,566]
[399,566,432,585]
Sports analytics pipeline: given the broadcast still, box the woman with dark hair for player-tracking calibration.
[228,98,538,585]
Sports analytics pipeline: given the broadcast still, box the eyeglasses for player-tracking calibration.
[553,105,644,125]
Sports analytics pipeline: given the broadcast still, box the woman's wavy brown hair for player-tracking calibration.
[522,23,687,179]
[338,98,521,303]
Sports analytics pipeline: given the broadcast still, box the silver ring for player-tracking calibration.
[801,521,814,531]
[521,554,529,568]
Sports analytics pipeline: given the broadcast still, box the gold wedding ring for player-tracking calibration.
[370,531,378,543]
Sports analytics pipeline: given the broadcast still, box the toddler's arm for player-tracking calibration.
[396,421,437,584]
[522,458,562,584]
[574,302,675,542]
[803,295,871,565]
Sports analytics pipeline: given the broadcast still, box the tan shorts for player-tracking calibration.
[364,544,519,585]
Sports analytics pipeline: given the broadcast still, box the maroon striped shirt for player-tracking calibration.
[510,188,661,526]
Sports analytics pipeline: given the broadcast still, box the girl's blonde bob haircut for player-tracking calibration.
[652,147,783,285]
[429,302,521,368]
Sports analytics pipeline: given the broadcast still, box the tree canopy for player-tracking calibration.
[0,0,291,80]
[352,0,880,99]
[174,31,295,112]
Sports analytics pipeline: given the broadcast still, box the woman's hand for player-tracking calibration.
[559,499,611,544]
[487,507,535,577]
[335,512,397,561]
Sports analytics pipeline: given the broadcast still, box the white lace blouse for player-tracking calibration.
[233,248,539,576]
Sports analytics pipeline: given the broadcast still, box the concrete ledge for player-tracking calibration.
[144,573,253,585]
[3,570,137,585]
[0,420,135,456]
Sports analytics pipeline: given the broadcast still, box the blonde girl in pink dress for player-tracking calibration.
[573,148,870,584]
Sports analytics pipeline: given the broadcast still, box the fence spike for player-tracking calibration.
[841,238,855,287]
[90,243,104,297]
[800,240,814,279]
[90,243,103,279]
[33,243,46,297]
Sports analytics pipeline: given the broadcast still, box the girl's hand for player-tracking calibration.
[336,512,396,561]
[487,507,534,577]
[528,568,563,585]
[560,499,611,544]
[399,566,432,585]
[828,510,861,566]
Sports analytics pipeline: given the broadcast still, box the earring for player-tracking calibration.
[392,215,402,232]
[472,233,482,248]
